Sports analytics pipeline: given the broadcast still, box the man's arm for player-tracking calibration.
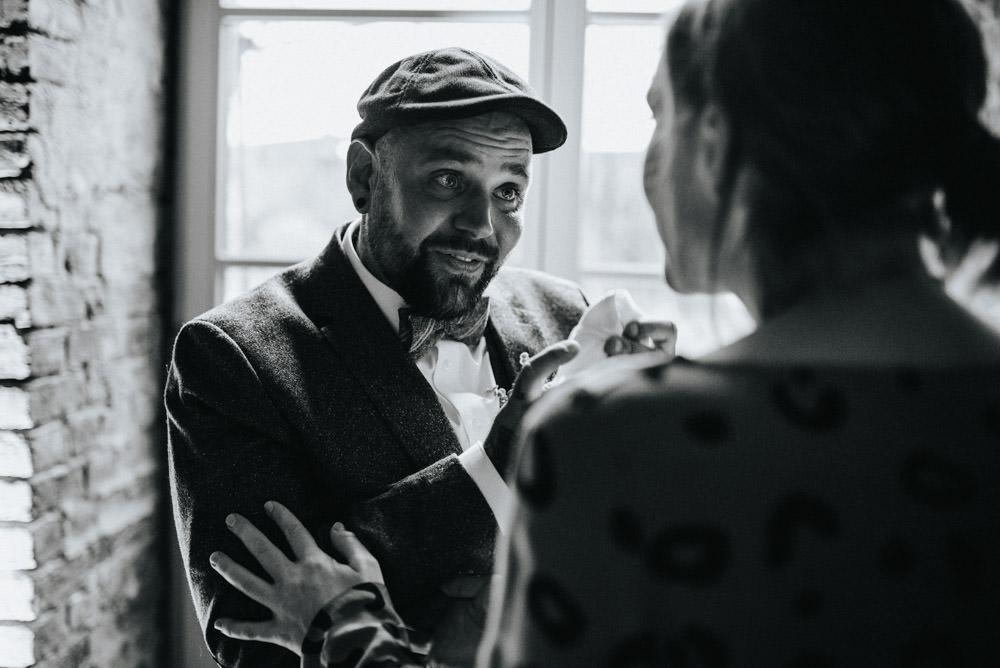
[167,318,515,662]
[167,319,324,667]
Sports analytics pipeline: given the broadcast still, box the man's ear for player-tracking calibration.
[346,138,376,213]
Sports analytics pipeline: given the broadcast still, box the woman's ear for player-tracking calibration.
[693,103,731,195]
[346,139,376,213]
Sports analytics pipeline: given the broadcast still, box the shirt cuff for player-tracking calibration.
[458,442,513,534]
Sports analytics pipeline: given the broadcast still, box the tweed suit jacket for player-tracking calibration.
[165,223,588,668]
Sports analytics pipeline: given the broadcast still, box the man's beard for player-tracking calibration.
[366,206,502,319]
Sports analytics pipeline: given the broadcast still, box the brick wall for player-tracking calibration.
[0,1,169,667]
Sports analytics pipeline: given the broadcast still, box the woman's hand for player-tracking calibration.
[210,501,384,655]
[604,319,678,358]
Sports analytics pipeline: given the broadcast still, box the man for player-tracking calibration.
[166,48,664,667]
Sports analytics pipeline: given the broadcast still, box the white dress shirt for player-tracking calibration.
[341,220,513,533]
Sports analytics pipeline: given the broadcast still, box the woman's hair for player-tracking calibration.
[666,0,1000,314]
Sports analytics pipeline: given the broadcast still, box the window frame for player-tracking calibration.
[171,4,676,665]
[175,0,671,328]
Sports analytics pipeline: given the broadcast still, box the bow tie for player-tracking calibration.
[398,298,490,360]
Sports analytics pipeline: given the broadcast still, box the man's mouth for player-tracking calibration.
[440,250,483,263]
[433,248,488,274]
[429,246,493,276]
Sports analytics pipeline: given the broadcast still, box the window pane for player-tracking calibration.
[587,0,682,13]
[580,274,755,358]
[578,23,663,268]
[223,0,529,9]
[220,20,530,260]
[221,266,284,303]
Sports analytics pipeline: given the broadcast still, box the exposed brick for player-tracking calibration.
[30,459,85,515]
[126,313,159,359]
[0,133,29,178]
[0,231,28,282]
[26,230,56,277]
[27,276,87,326]
[28,0,82,40]
[0,179,30,228]
[64,231,99,276]
[0,283,30,326]
[28,510,62,563]
[64,405,106,458]
[96,487,157,540]
[87,446,157,499]
[0,478,31,521]
[0,81,29,132]
[61,496,98,560]
[25,419,66,471]
[0,571,35,622]
[66,321,102,370]
[66,590,94,631]
[25,32,73,84]
[0,624,34,668]
[0,0,28,27]
[0,321,29,378]
[0,33,29,79]
[0,429,31,477]
[0,525,35,570]
[108,356,160,430]
[24,325,65,376]
[0,385,31,429]
[25,371,87,424]
[27,604,71,659]
[32,635,89,668]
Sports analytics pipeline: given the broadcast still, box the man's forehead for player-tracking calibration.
[400,112,533,154]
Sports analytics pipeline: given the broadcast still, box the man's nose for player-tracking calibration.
[452,191,494,239]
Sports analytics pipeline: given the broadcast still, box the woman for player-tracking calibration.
[211,0,1000,665]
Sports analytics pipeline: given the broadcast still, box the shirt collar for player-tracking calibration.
[342,218,407,334]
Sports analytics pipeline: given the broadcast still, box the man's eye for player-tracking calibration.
[433,173,460,189]
[495,186,520,202]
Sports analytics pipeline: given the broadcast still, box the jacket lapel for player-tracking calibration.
[293,224,463,471]
[483,279,553,387]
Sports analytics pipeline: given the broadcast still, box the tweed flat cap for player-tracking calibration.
[351,47,567,154]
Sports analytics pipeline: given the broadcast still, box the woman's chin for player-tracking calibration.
[663,262,705,295]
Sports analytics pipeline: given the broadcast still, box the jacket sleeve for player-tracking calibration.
[342,455,499,632]
[166,319,325,668]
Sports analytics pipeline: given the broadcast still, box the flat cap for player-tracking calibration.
[351,47,567,153]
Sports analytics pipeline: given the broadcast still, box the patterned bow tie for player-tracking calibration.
[398,298,491,360]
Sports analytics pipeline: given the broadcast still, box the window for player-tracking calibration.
[176,0,753,359]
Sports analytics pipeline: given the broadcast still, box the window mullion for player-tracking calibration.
[538,0,586,281]
[176,0,222,325]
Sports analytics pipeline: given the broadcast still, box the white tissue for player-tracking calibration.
[552,289,646,383]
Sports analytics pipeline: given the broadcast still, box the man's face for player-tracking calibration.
[359,112,532,319]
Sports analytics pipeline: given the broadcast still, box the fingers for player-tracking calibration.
[225,512,289,576]
[606,320,677,357]
[329,522,385,584]
[627,320,677,347]
[210,550,273,605]
[213,618,280,645]
[513,340,580,401]
[264,501,317,560]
